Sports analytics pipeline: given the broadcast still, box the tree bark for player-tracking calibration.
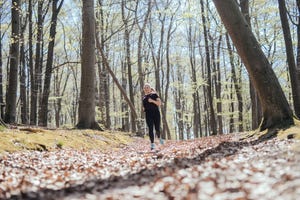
[20,14,28,124]
[30,0,44,125]
[226,34,244,132]
[39,0,64,126]
[135,0,151,137]
[200,0,217,135]
[0,3,4,120]
[5,0,20,124]
[213,0,294,131]
[240,0,262,130]
[95,0,111,129]
[188,21,200,138]
[95,33,138,122]
[121,0,136,133]
[278,0,300,118]
[297,0,300,83]
[76,0,100,130]
[212,35,223,135]
[161,8,176,140]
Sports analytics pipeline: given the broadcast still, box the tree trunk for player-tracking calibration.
[95,0,111,129]
[30,0,44,125]
[121,61,129,132]
[136,0,151,137]
[215,35,223,134]
[39,0,64,126]
[28,0,34,125]
[20,17,28,124]
[278,0,300,118]
[188,19,200,138]
[226,34,244,132]
[76,0,100,130]
[213,0,294,131]
[95,34,138,123]
[200,0,217,135]
[161,8,177,140]
[121,0,136,133]
[0,3,4,120]
[174,67,184,140]
[5,0,20,124]
[297,0,300,83]
[240,0,262,130]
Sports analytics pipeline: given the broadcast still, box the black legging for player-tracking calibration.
[145,109,161,143]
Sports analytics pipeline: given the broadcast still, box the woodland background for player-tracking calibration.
[0,0,299,140]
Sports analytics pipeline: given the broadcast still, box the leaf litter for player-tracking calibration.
[0,133,300,200]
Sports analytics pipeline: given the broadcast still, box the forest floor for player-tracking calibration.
[0,125,300,200]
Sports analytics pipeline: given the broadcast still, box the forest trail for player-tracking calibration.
[1,133,300,200]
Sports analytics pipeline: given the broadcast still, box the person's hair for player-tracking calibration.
[150,87,156,93]
[144,83,151,88]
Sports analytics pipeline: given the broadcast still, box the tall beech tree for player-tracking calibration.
[240,0,262,129]
[5,0,20,123]
[278,0,300,118]
[121,0,136,133]
[200,0,217,135]
[0,1,4,120]
[297,0,300,82]
[39,0,64,126]
[76,0,100,130]
[19,6,28,124]
[213,0,294,131]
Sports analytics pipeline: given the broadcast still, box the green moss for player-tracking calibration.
[0,128,133,154]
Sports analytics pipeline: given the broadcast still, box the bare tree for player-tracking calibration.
[213,0,294,131]
[187,16,202,138]
[95,0,111,129]
[5,0,20,123]
[121,0,136,132]
[19,3,29,124]
[200,0,217,135]
[278,0,300,118]
[297,0,300,82]
[0,1,4,120]
[225,34,243,132]
[135,0,152,136]
[240,0,262,130]
[30,0,50,125]
[39,0,64,126]
[76,0,100,130]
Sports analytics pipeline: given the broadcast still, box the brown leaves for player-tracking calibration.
[0,134,300,199]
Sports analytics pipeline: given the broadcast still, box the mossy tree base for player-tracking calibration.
[76,121,103,131]
[241,118,300,142]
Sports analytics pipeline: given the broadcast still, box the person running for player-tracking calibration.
[142,83,164,150]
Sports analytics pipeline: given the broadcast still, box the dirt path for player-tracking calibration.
[1,134,300,200]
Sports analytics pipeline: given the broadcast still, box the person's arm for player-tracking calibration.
[148,97,161,106]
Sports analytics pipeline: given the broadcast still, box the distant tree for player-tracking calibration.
[121,0,136,132]
[213,0,294,131]
[214,35,223,134]
[135,0,152,136]
[200,0,217,135]
[297,0,300,82]
[5,0,20,123]
[240,0,262,130]
[0,1,4,119]
[95,0,111,129]
[19,3,29,124]
[187,15,202,137]
[278,0,300,118]
[39,0,64,126]
[76,0,100,130]
[225,34,243,132]
[30,0,48,125]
